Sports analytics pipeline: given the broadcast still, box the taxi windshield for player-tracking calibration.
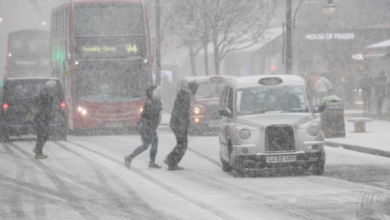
[237,86,310,116]
[195,83,226,99]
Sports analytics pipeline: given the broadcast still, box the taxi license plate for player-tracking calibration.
[266,155,296,163]
[208,121,219,128]
[105,123,123,128]
[25,113,34,121]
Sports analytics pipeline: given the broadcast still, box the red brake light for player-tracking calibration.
[60,101,66,108]
[3,103,8,109]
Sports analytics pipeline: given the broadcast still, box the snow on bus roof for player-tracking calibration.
[6,77,58,81]
[8,29,49,35]
[54,0,143,9]
[72,0,143,3]
[231,75,306,89]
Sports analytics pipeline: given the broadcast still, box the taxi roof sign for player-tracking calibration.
[258,77,283,85]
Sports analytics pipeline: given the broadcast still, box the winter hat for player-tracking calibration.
[146,85,157,98]
[188,82,199,91]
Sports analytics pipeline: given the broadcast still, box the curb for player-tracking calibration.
[325,141,390,158]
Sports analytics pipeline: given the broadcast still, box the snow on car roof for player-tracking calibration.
[231,75,306,89]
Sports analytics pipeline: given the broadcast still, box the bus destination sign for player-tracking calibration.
[82,44,138,53]
[75,36,145,60]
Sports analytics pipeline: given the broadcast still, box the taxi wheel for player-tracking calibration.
[221,160,232,172]
[232,169,245,178]
[313,161,325,175]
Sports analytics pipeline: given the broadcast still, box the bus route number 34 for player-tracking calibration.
[126,44,138,53]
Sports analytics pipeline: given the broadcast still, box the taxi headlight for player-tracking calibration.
[239,129,251,140]
[307,126,319,137]
[78,106,87,116]
[193,107,201,114]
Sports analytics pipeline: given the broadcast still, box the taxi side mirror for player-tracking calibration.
[219,108,232,117]
[314,105,326,113]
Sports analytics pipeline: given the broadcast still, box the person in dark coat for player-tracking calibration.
[359,71,373,114]
[165,82,198,171]
[33,80,56,159]
[125,85,163,169]
[374,71,387,115]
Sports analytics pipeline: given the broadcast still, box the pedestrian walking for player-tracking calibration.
[374,70,387,115]
[165,82,198,171]
[359,71,374,114]
[33,80,56,159]
[125,85,163,169]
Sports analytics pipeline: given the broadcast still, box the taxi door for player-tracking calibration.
[219,86,235,161]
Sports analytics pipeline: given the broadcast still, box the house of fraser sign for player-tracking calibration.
[306,33,355,40]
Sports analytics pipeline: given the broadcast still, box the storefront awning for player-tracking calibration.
[364,39,390,58]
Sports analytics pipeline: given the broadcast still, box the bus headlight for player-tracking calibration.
[239,129,251,140]
[139,107,143,113]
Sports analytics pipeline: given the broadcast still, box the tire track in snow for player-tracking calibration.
[175,169,323,220]
[185,143,390,220]
[4,143,49,220]
[0,174,75,210]
[357,192,390,220]
[2,144,26,220]
[67,140,240,220]
[8,142,99,220]
[54,141,171,220]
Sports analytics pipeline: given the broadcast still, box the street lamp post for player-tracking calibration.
[155,0,162,86]
[187,2,197,76]
[285,0,293,75]
[285,0,336,75]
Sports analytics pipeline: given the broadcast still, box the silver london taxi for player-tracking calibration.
[218,75,326,177]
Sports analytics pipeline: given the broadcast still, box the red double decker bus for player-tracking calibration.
[51,0,152,132]
[5,29,51,79]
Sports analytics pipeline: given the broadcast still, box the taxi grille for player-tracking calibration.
[265,125,295,152]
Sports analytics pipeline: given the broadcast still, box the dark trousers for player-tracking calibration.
[362,90,372,113]
[35,122,50,154]
[129,122,158,164]
[376,95,385,114]
[166,128,188,166]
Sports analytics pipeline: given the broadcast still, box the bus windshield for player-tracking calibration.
[74,61,149,102]
[74,2,145,36]
[7,30,51,77]
[9,31,50,58]
[195,83,227,99]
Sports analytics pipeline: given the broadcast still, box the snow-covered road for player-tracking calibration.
[1,129,389,220]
